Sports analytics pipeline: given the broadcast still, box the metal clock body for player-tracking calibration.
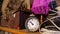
[25,16,40,32]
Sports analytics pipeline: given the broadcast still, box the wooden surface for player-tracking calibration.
[21,29,40,34]
[0,27,40,34]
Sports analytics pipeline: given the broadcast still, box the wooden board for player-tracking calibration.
[0,27,40,34]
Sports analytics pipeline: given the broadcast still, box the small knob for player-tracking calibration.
[29,14,35,16]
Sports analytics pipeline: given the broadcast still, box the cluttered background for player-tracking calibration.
[0,0,60,34]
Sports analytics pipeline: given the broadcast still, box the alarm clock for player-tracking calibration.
[25,14,40,32]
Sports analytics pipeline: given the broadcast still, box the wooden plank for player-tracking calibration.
[0,27,27,34]
[0,27,40,34]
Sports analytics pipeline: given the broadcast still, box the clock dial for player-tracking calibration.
[26,18,40,32]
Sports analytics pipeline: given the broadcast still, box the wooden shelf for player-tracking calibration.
[0,27,40,34]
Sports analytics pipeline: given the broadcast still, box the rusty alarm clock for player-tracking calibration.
[25,14,40,32]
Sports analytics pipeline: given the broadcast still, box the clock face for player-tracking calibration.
[25,17,40,32]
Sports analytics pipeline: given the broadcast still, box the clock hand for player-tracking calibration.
[30,21,34,25]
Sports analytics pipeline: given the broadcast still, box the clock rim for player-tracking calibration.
[25,17,40,32]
